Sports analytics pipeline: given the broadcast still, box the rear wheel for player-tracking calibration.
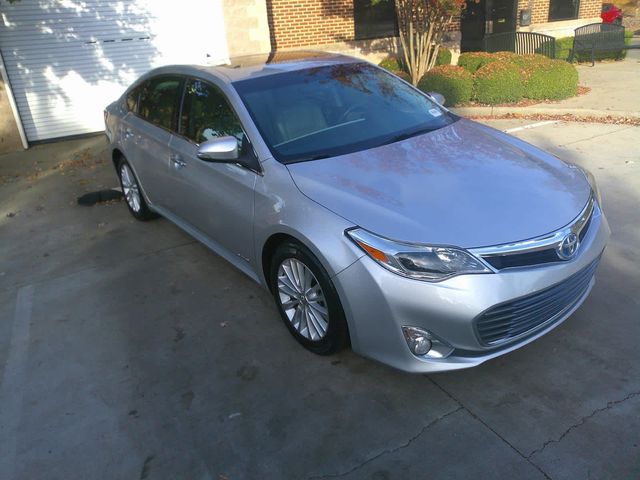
[117,158,157,221]
[270,241,349,355]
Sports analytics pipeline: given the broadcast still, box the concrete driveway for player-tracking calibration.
[1,120,639,480]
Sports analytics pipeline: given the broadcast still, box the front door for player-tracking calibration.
[487,0,517,35]
[461,0,517,52]
[165,78,257,264]
[461,0,486,52]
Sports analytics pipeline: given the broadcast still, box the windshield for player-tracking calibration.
[232,62,457,164]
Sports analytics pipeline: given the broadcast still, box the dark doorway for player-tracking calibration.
[460,0,517,52]
[461,0,486,52]
[488,0,517,34]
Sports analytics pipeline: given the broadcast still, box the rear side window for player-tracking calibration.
[126,86,140,112]
[138,76,183,131]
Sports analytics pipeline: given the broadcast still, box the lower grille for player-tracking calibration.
[476,257,600,345]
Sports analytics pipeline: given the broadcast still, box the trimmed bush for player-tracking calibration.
[380,48,453,71]
[508,53,552,68]
[521,60,578,100]
[379,56,403,72]
[457,51,497,73]
[418,65,473,106]
[391,70,412,82]
[436,47,452,66]
[473,60,524,104]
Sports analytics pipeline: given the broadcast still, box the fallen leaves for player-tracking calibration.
[468,112,640,126]
[53,148,105,172]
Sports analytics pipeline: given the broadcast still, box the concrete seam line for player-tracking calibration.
[305,406,464,479]
[426,376,552,480]
[527,390,640,459]
[0,285,35,479]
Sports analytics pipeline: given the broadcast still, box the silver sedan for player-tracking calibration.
[104,52,609,372]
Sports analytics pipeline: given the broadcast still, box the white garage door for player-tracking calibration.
[0,0,229,142]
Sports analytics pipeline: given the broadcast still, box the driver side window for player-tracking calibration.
[180,79,244,146]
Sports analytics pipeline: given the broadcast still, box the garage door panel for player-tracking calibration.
[0,0,228,142]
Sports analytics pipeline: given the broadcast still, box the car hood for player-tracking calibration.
[286,119,591,248]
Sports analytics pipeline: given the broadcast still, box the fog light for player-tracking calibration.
[402,326,432,356]
[402,326,455,359]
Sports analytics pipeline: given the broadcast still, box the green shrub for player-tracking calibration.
[457,52,496,73]
[508,53,552,68]
[417,65,473,106]
[435,47,452,66]
[555,37,574,61]
[391,70,412,82]
[380,47,453,71]
[473,60,524,104]
[521,60,578,100]
[379,56,403,72]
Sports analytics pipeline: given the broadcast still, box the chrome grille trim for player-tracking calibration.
[471,193,595,270]
[475,256,600,346]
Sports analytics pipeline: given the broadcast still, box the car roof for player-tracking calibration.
[146,51,362,84]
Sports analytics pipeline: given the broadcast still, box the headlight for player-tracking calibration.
[574,165,602,208]
[346,228,492,282]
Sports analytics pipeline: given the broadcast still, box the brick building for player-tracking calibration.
[224,0,602,59]
[0,0,602,150]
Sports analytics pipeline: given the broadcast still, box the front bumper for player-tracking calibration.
[333,206,610,373]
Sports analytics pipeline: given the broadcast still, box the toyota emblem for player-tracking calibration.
[558,233,579,260]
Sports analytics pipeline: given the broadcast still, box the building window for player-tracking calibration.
[354,0,399,40]
[548,0,580,21]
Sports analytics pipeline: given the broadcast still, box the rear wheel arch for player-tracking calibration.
[112,148,124,172]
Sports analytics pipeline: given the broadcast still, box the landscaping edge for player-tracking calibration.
[450,106,640,120]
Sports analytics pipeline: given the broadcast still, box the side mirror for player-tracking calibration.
[428,91,446,106]
[197,136,239,162]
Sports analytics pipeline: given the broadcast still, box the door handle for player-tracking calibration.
[170,154,187,169]
[124,127,134,139]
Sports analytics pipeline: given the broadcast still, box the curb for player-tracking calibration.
[450,106,640,120]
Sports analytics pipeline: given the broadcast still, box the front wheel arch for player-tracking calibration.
[268,239,350,354]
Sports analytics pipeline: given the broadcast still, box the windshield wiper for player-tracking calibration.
[381,126,436,146]
[289,153,332,163]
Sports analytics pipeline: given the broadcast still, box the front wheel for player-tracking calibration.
[270,242,349,355]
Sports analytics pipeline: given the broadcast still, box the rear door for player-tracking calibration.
[121,75,184,207]
[165,78,258,263]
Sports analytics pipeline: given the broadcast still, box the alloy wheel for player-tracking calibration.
[277,258,329,341]
[120,164,141,213]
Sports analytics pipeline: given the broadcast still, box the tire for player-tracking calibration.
[270,241,349,355]
[117,158,157,221]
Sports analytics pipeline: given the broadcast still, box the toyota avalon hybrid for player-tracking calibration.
[104,51,609,372]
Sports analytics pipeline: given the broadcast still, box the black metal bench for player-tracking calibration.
[568,23,636,66]
[483,32,556,59]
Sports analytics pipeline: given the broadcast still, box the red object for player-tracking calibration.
[601,3,623,24]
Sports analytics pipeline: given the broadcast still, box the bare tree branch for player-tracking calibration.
[394,0,464,85]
